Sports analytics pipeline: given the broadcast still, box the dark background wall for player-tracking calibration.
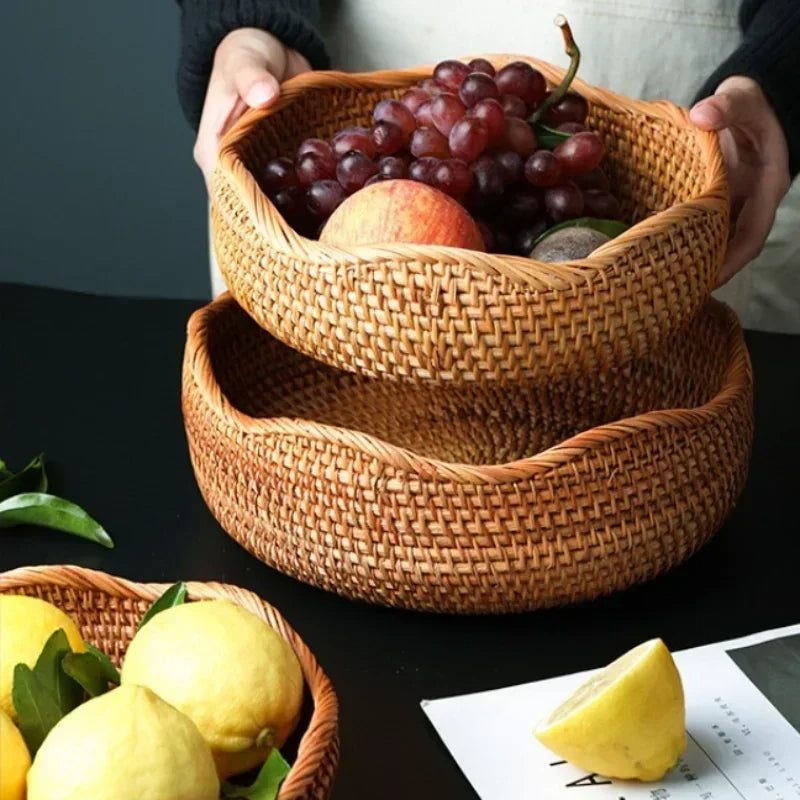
[0,2,209,299]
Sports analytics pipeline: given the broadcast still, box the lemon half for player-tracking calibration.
[0,709,30,800]
[534,638,686,781]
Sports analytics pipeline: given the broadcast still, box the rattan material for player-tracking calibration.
[212,56,728,386]
[182,293,752,614]
[0,564,339,800]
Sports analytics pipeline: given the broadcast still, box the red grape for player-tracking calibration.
[306,180,346,218]
[430,93,466,136]
[573,167,610,192]
[500,117,537,157]
[410,127,450,158]
[449,117,489,162]
[433,60,472,92]
[503,189,542,226]
[420,78,444,96]
[514,220,549,256]
[476,219,495,250]
[492,225,513,254]
[297,138,333,160]
[469,156,505,206]
[544,90,589,126]
[524,150,562,187]
[273,185,306,220]
[495,62,547,107]
[261,157,298,195]
[459,73,500,108]
[408,157,441,184]
[433,159,474,198]
[557,122,585,134]
[468,58,496,77]
[582,189,621,219]
[415,100,436,128]
[373,99,416,141]
[468,98,506,143]
[296,152,337,187]
[365,174,384,187]
[336,151,379,194]
[400,87,430,114]
[493,150,524,184]
[331,127,376,159]
[501,94,528,119]
[544,181,584,222]
[378,155,408,179]
[554,132,605,176]
[371,121,405,154]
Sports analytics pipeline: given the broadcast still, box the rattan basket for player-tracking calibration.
[0,564,339,800]
[212,55,728,386]
[182,293,752,614]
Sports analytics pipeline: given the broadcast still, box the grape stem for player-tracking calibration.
[531,15,581,123]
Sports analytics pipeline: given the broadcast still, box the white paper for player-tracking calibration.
[422,624,800,800]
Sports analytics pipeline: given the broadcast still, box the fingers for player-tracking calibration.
[689,76,762,132]
[226,48,282,109]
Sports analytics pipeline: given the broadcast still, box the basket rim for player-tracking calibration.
[185,293,752,485]
[215,55,728,292]
[0,564,339,800]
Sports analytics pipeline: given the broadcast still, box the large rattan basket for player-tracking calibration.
[182,294,752,614]
[212,56,728,386]
[0,564,339,800]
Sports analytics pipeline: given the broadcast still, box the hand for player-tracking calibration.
[690,76,791,285]
[194,28,310,189]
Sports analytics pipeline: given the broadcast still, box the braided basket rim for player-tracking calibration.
[0,564,339,800]
[187,294,751,485]
[215,55,728,291]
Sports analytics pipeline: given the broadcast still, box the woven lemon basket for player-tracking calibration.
[0,564,339,800]
[212,56,728,386]
[182,294,752,614]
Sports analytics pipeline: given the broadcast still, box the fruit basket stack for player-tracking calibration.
[183,54,754,613]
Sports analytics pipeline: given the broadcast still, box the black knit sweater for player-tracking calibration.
[176,0,800,175]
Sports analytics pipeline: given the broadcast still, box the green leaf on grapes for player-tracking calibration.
[532,122,571,149]
[84,643,121,685]
[532,217,630,247]
[62,652,111,697]
[137,582,187,631]
[0,453,47,501]
[220,749,291,799]
[12,664,65,756]
[32,629,82,714]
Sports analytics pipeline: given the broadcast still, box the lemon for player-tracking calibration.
[0,595,86,719]
[121,600,304,778]
[534,638,686,781]
[0,709,30,800]
[26,684,219,800]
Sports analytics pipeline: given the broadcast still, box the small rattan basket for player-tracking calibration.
[212,56,728,386]
[0,564,339,800]
[182,293,752,614]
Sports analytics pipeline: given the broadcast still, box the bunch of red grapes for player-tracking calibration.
[259,58,621,256]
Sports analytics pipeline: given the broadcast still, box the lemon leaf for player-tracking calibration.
[84,643,121,685]
[137,582,187,631]
[33,629,82,714]
[11,664,65,756]
[0,453,47,501]
[220,749,291,799]
[62,652,112,697]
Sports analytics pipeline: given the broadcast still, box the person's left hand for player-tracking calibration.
[690,75,791,285]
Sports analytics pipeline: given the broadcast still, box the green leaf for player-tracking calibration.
[532,217,630,248]
[0,459,12,480]
[12,664,65,756]
[62,652,111,697]
[221,749,291,800]
[0,493,114,548]
[84,643,121,685]
[533,122,572,149]
[0,454,48,501]
[137,582,188,631]
[33,629,82,714]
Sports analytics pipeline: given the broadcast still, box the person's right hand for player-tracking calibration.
[194,28,310,189]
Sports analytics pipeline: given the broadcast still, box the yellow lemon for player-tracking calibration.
[121,600,304,778]
[26,684,219,800]
[0,709,30,800]
[534,638,686,781]
[0,595,86,719]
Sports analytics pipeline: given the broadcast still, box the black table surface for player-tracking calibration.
[1,282,799,798]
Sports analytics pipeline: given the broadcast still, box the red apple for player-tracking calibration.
[319,179,485,250]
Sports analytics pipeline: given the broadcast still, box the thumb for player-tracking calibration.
[690,80,758,131]
[227,48,282,108]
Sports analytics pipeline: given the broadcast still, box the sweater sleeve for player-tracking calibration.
[175,0,330,129]
[695,0,800,177]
